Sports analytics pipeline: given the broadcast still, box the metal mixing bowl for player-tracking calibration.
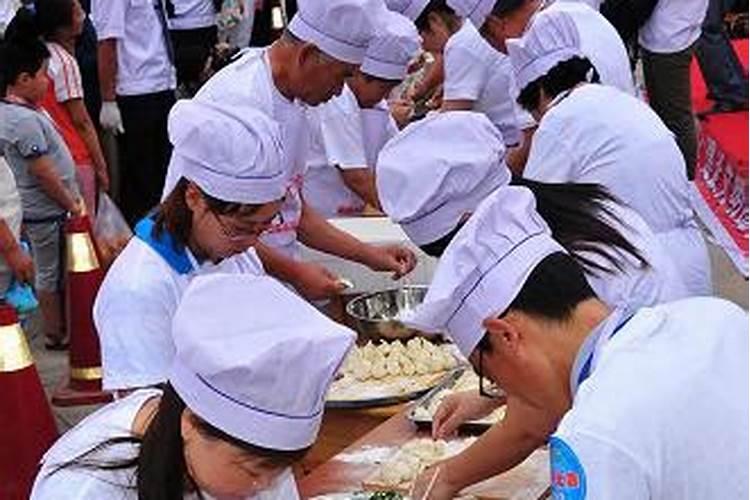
[345,286,428,340]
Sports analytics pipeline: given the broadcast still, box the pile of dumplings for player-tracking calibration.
[371,438,476,487]
[342,337,457,382]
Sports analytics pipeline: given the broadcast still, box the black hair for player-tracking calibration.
[418,179,648,276]
[517,56,601,113]
[414,0,460,33]
[153,177,264,250]
[478,251,597,352]
[360,72,402,86]
[48,384,310,500]
[1,7,56,93]
[490,0,527,17]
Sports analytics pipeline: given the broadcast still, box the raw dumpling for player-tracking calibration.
[400,356,416,376]
[386,355,402,377]
[371,358,388,379]
[352,358,373,381]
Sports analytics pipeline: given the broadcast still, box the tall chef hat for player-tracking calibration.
[362,10,422,80]
[288,0,381,65]
[165,100,287,204]
[507,8,583,91]
[403,186,567,357]
[376,111,510,246]
[447,0,496,28]
[384,0,431,21]
[170,274,357,450]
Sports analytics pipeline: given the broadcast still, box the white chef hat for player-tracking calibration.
[447,0,496,28]
[376,111,510,246]
[507,8,583,91]
[170,274,357,451]
[288,0,381,65]
[361,10,422,80]
[403,186,567,357]
[166,100,287,204]
[384,0,431,20]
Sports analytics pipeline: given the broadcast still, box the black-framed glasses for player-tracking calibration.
[477,336,504,400]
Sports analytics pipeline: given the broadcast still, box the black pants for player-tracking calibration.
[116,90,176,225]
[170,26,218,92]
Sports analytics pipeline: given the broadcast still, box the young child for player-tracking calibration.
[0,14,83,349]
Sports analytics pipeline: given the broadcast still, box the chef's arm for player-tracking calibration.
[506,126,536,176]
[411,54,444,102]
[340,169,381,210]
[97,39,117,102]
[440,395,560,492]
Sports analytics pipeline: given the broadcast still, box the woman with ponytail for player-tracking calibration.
[9,0,109,214]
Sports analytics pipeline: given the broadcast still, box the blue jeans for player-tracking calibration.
[696,0,749,104]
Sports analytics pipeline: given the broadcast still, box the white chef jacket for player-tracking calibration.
[31,389,300,500]
[0,156,21,292]
[523,84,711,295]
[191,49,309,259]
[444,21,526,146]
[304,84,397,218]
[94,218,265,391]
[639,0,709,54]
[581,201,689,309]
[168,0,216,30]
[541,1,635,95]
[551,298,748,500]
[91,0,176,96]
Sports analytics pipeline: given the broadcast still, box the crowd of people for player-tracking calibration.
[0,0,747,499]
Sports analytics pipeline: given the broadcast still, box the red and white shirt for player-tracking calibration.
[40,42,91,166]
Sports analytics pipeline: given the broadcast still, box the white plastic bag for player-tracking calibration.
[93,192,132,268]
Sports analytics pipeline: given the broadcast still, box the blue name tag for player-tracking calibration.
[550,436,587,500]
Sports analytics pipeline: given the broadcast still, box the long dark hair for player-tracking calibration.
[418,179,649,276]
[154,177,264,250]
[48,384,309,500]
[517,56,601,113]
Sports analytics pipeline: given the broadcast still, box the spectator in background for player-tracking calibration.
[75,0,102,122]
[167,0,218,96]
[23,0,110,216]
[639,0,709,179]
[696,0,749,114]
[92,0,176,225]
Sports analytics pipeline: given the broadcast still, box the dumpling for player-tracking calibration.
[386,355,402,377]
[371,358,388,379]
[400,356,416,376]
[352,358,373,381]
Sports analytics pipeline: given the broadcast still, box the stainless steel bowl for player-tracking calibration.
[345,286,428,340]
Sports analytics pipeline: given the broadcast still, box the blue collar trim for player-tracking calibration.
[135,216,194,275]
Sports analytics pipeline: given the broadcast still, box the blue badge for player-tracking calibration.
[550,436,587,500]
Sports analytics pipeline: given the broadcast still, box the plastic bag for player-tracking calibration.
[93,192,133,268]
[3,242,38,317]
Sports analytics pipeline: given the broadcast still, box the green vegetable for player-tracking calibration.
[369,491,404,500]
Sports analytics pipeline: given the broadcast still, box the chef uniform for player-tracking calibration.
[405,190,749,500]
[508,10,711,295]
[448,0,635,95]
[164,0,378,259]
[94,101,286,391]
[376,111,511,248]
[303,10,420,218]
[32,273,357,499]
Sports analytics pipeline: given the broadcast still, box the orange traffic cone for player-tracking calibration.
[51,215,112,407]
[0,303,58,500]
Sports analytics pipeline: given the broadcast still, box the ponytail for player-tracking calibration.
[512,177,649,275]
[517,56,601,114]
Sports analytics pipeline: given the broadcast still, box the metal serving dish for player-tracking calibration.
[345,286,428,340]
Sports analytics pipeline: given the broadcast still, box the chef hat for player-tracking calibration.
[447,0,496,28]
[376,111,510,246]
[167,100,287,204]
[507,8,583,91]
[361,10,421,80]
[288,0,381,65]
[170,274,356,450]
[384,0,430,20]
[403,186,566,357]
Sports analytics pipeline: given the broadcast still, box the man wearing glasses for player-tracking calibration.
[406,186,748,499]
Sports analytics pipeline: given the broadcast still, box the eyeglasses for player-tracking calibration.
[210,210,284,243]
[477,337,504,400]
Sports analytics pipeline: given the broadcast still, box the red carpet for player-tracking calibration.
[690,39,749,275]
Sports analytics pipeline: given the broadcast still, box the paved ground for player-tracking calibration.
[24,238,748,435]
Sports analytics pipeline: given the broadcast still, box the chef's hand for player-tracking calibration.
[432,390,502,439]
[410,463,458,500]
[389,98,414,128]
[362,244,417,279]
[291,262,347,301]
[4,245,34,284]
[99,101,125,135]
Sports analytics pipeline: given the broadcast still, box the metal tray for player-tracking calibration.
[407,368,504,435]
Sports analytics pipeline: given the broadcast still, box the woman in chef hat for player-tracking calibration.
[32,273,357,499]
[94,100,289,396]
